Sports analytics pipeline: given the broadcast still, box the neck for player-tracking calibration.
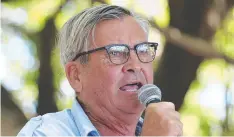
[81,102,142,136]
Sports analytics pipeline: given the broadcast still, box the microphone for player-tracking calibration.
[137,84,162,107]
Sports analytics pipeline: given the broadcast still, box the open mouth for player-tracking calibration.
[119,82,143,92]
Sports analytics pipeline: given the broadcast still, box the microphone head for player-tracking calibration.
[137,84,162,107]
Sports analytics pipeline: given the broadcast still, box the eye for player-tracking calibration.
[137,45,149,53]
[109,51,122,56]
[108,46,129,57]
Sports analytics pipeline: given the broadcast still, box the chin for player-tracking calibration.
[110,90,145,114]
[115,100,145,114]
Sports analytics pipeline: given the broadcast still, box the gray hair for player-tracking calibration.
[58,4,149,66]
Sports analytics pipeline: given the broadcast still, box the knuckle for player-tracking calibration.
[167,121,181,135]
[179,121,183,128]
[167,102,175,109]
[168,119,175,126]
[168,127,178,135]
[167,120,180,128]
[161,102,175,109]
[175,111,181,118]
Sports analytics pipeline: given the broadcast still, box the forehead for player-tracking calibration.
[91,16,147,48]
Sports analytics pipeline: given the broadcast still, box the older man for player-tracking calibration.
[18,4,182,136]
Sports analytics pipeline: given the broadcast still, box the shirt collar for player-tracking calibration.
[71,99,100,136]
[71,99,143,136]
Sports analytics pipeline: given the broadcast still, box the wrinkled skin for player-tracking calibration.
[65,16,154,135]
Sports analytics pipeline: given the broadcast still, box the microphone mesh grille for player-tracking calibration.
[137,84,162,106]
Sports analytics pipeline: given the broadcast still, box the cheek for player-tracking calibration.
[100,56,122,88]
[86,56,122,95]
[101,66,122,92]
[144,63,154,83]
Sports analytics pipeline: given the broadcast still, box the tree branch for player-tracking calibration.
[150,21,234,64]
[53,0,71,19]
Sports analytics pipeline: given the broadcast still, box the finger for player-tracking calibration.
[160,102,175,110]
[176,120,183,136]
[168,111,180,121]
[167,120,183,136]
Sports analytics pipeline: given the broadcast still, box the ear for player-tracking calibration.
[65,61,83,94]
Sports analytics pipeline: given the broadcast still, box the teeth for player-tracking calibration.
[120,84,139,92]
[124,89,137,92]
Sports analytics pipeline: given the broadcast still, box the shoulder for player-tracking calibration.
[17,109,80,136]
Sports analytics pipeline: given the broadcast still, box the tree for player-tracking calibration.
[1,86,27,135]
[154,0,234,110]
[1,0,234,135]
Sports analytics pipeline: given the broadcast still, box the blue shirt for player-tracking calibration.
[17,99,143,136]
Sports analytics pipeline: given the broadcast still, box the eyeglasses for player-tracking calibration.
[72,42,158,65]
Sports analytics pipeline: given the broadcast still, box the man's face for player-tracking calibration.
[79,16,154,115]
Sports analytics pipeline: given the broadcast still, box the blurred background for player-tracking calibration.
[1,0,234,136]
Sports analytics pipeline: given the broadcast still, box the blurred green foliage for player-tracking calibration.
[1,0,234,135]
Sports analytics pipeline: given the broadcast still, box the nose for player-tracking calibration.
[122,50,142,73]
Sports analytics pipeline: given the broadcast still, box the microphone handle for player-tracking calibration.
[146,98,161,107]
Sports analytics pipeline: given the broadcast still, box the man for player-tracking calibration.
[18,4,183,136]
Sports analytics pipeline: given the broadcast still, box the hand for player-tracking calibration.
[141,102,183,136]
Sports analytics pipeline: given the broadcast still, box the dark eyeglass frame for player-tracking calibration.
[72,42,158,65]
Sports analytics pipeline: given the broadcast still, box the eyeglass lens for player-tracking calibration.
[107,43,156,64]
